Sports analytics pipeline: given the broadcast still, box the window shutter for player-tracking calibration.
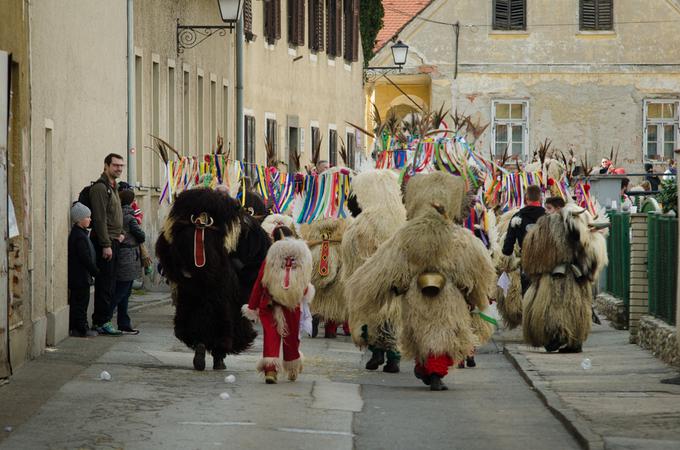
[244,0,253,40]
[580,0,613,31]
[296,0,305,46]
[493,0,526,30]
[275,0,282,40]
[309,0,324,52]
[351,0,359,61]
[335,0,342,57]
[343,0,351,61]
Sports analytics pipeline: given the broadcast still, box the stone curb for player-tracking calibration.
[503,346,605,450]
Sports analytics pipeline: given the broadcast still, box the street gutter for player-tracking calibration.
[503,346,605,450]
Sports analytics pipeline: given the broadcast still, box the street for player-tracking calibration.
[0,297,580,450]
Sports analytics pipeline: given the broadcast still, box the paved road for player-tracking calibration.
[0,302,580,449]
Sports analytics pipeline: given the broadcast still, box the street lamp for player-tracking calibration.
[365,40,410,76]
[176,0,243,54]
[217,0,243,23]
[390,41,409,68]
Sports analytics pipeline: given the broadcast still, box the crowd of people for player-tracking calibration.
[68,153,609,392]
[68,153,149,338]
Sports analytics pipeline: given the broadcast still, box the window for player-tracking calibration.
[311,125,321,155]
[288,126,300,172]
[183,68,190,155]
[580,0,613,31]
[245,115,256,174]
[222,83,229,147]
[210,79,217,150]
[152,60,160,186]
[288,0,305,47]
[266,117,278,163]
[168,65,175,146]
[244,0,255,41]
[493,0,526,31]
[326,0,342,57]
[644,100,679,161]
[329,128,337,166]
[492,100,528,158]
[309,0,324,52]
[134,55,143,184]
[343,0,359,62]
[346,132,355,169]
[264,0,281,45]
[197,73,204,154]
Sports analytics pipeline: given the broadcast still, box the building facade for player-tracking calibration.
[0,0,366,373]
[368,0,680,171]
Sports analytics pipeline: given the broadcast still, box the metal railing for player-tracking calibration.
[606,211,631,310]
[647,213,678,326]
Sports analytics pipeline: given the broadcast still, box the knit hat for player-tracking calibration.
[70,202,91,223]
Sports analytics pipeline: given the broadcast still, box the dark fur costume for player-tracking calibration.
[156,188,258,359]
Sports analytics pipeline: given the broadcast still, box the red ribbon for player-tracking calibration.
[194,228,206,267]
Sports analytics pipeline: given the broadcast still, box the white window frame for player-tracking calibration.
[265,112,278,161]
[643,99,680,163]
[491,99,529,160]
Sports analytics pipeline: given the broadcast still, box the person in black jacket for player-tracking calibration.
[68,202,99,337]
[111,188,146,334]
[502,185,546,293]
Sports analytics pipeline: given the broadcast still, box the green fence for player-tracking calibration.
[606,212,631,309]
[647,214,678,326]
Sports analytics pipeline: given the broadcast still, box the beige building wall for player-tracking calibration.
[27,0,128,358]
[371,0,680,170]
[244,0,365,169]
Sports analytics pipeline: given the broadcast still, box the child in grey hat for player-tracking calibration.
[68,202,99,337]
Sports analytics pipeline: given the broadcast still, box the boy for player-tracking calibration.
[68,202,99,337]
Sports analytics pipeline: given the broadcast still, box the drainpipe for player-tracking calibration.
[127,0,136,183]
[236,16,244,161]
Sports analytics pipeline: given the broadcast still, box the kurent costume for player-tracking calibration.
[348,172,496,390]
[494,208,523,329]
[243,238,314,383]
[156,188,259,371]
[299,217,351,338]
[521,203,608,353]
[262,214,298,239]
[342,169,406,373]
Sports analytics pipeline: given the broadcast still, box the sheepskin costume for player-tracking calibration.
[299,217,351,324]
[156,188,258,371]
[244,238,314,382]
[261,214,298,239]
[521,203,608,352]
[341,169,407,370]
[348,172,496,390]
[493,208,523,329]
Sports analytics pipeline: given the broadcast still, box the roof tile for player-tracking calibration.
[375,0,433,52]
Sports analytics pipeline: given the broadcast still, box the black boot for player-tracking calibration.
[544,337,561,352]
[213,356,226,370]
[365,350,385,370]
[558,344,583,354]
[383,358,400,373]
[414,366,431,386]
[311,315,319,338]
[429,374,449,391]
[465,356,476,368]
[193,344,206,371]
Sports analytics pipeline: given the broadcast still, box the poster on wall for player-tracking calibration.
[8,195,18,239]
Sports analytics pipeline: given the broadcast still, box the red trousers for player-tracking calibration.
[415,354,454,377]
[260,305,301,371]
